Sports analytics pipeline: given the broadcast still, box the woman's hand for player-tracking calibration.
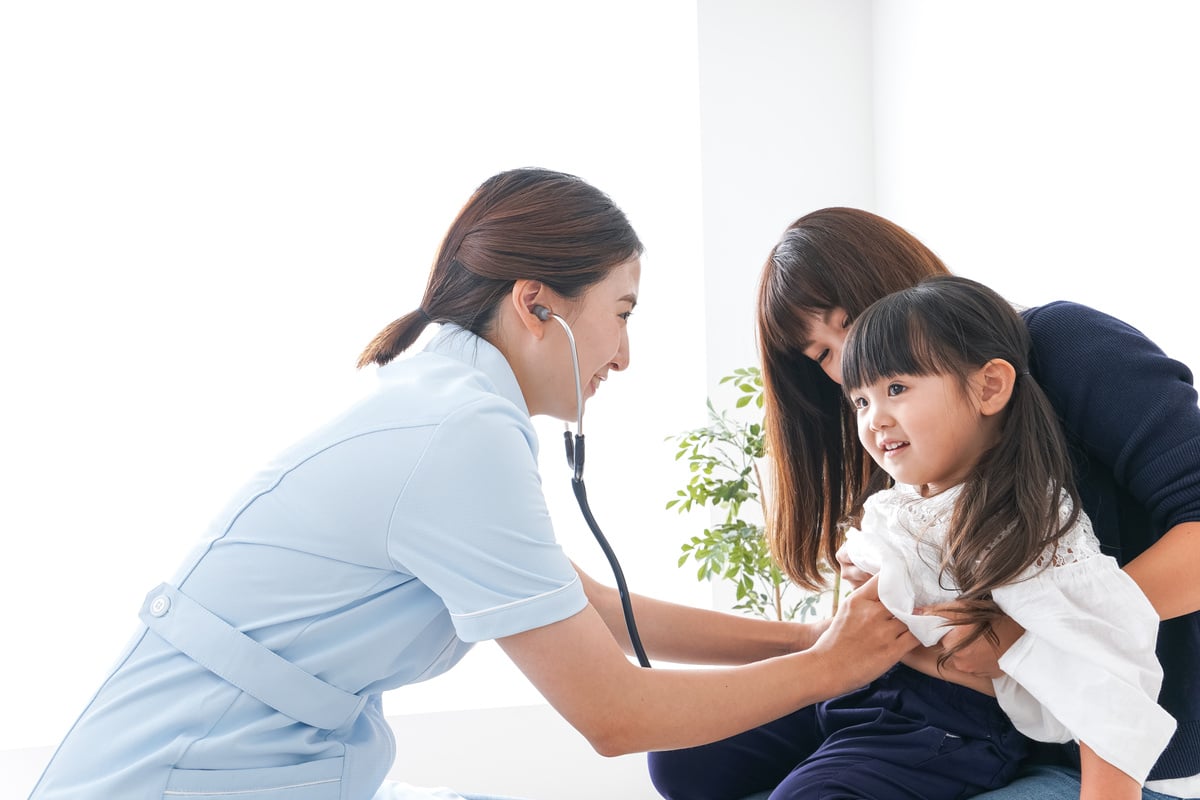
[793,616,832,652]
[809,574,918,688]
[916,602,1025,679]
[834,540,875,590]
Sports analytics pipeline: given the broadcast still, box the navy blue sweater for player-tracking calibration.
[1024,301,1200,781]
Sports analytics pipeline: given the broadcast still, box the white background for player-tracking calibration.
[3,0,1198,765]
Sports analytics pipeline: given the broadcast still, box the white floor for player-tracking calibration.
[2,703,661,799]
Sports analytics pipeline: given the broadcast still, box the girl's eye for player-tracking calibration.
[887,383,906,397]
[852,396,868,409]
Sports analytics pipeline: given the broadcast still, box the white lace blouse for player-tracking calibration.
[843,483,1176,785]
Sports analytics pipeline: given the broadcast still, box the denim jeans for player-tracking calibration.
[736,765,1183,800]
[968,765,1182,800]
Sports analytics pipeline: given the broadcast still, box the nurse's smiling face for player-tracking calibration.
[561,257,640,409]
[508,256,640,422]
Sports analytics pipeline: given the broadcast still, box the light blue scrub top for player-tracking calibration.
[30,325,589,800]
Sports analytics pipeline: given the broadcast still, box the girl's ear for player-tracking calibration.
[977,358,1017,416]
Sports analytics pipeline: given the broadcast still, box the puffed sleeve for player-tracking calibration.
[992,552,1176,784]
[841,491,955,647]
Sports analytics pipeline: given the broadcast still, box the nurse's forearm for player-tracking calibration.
[501,577,916,756]
[1123,520,1200,620]
[625,591,823,664]
[573,562,820,664]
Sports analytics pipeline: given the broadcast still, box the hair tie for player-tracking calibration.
[1017,368,1031,376]
[417,308,432,323]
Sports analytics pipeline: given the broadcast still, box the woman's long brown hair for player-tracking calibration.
[840,275,1080,661]
[358,167,643,368]
[756,208,950,588]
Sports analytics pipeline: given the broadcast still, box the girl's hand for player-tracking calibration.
[916,602,1025,679]
[834,540,875,590]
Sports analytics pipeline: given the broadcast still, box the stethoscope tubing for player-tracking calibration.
[544,308,651,668]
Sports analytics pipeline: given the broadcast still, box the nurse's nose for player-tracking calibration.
[611,328,630,372]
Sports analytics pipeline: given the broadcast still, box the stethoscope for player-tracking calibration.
[532,304,651,668]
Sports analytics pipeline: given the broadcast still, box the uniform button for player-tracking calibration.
[149,594,171,617]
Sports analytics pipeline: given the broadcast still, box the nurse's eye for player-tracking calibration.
[619,310,633,321]
[813,348,830,365]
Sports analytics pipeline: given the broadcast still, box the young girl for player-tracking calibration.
[649,208,1198,800]
[650,275,1174,800]
[837,275,1174,799]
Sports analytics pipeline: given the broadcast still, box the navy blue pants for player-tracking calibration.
[648,665,1029,800]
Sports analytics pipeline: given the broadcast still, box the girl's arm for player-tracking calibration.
[573,561,828,665]
[497,575,916,756]
[899,644,995,696]
[1080,742,1140,800]
[939,519,1200,677]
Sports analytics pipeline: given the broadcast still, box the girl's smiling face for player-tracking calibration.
[850,369,998,496]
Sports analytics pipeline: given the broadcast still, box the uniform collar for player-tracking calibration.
[421,323,530,417]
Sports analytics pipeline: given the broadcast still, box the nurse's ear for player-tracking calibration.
[511,279,551,340]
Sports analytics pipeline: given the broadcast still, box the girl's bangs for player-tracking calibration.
[842,303,952,389]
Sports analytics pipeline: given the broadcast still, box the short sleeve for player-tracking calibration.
[388,396,587,642]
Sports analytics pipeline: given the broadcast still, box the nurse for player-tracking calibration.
[29,168,916,800]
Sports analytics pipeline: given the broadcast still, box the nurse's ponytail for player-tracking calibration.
[357,167,643,368]
[355,308,432,369]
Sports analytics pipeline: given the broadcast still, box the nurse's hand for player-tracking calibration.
[835,540,874,590]
[915,602,1024,679]
[808,574,917,688]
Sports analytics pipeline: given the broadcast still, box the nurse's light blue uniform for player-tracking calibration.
[30,325,588,799]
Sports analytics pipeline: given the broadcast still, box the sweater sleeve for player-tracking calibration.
[1024,302,1200,534]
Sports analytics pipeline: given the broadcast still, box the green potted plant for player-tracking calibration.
[666,367,837,621]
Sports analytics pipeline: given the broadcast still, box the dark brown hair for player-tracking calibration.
[756,207,950,588]
[841,275,1080,662]
[357,167,643,368]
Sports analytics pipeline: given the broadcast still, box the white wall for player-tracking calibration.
[696,0,1200,388]
[697,0,876,385]
[7,0,1198,793]
[0,0,712,760]
[871,0,1200,373]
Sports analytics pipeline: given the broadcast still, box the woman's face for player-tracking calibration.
[538,257,640,420]
[799,307,852,384]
